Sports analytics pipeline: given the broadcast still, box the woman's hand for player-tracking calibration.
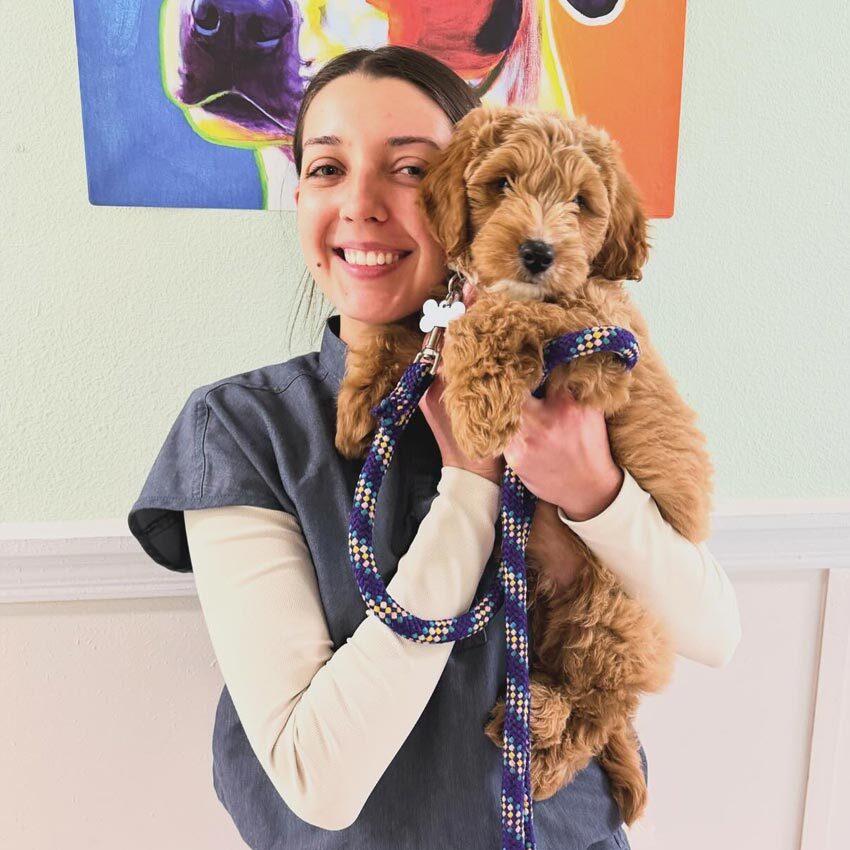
[503,385,624,521]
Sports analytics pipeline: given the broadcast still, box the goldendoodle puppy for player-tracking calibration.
[335,105,714,826]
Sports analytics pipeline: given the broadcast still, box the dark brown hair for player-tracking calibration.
[284,46,481,356]
[292,45,482,176]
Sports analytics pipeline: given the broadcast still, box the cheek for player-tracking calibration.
[296,198,330,251]
[401,190,439,246]
[417,227,443,258]
[408,224,445,271]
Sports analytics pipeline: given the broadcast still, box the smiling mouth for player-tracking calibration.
[332,248,413,267]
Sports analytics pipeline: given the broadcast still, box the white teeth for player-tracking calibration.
[342,248,402,266]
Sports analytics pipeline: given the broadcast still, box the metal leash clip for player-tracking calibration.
[413,271,467,376]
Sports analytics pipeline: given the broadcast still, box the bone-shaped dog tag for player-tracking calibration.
[419,299,466,333]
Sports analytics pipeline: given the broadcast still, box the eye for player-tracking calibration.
[398,164,425,177]
[305,163,339,178]
[493,176,511,191]
[573,194,587,209]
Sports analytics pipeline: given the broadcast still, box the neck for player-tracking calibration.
[339,312,420,352]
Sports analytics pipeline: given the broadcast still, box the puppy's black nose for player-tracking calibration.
[518,240,555,275]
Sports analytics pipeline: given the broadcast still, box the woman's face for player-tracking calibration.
[294,72,455,347]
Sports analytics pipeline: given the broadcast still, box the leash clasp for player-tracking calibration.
[414,271,467,376]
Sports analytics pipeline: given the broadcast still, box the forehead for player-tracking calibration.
[302,74,454,146]
[471,113,590,173]
[504,112,579,146]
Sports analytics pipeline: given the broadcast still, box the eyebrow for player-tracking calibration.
[302,134,440,150]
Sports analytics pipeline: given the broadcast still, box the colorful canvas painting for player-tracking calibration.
[72,0,686,216]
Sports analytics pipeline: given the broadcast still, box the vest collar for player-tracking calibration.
[319,314,348,388]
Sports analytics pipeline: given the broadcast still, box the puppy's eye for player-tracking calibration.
[573,194,587,209]
[494,176,511,191]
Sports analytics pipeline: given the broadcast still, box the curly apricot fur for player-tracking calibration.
[334,107,714,825]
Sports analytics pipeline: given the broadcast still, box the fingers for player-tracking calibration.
[517,381,576,428]
[520,391,542,415]
[425,367,446,404]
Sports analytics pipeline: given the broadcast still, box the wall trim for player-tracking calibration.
[800,568,850,850]
[1,509,849,603]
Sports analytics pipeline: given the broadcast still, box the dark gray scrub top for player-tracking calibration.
[128,313,645,850]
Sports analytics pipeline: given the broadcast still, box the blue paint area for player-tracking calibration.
[71,0,263,209]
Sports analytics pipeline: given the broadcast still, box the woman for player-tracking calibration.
[128,46,741,850]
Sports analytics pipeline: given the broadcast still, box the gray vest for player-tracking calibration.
[128,314,644,850]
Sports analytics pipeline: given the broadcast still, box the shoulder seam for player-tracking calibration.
[197,370,327,502]
[198,366,326,395]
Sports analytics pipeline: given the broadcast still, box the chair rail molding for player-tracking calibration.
[1,502,849,603]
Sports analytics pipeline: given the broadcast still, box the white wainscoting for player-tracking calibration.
[2,507,849,850]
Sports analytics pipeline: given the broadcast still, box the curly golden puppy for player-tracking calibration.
[336,105,715,826]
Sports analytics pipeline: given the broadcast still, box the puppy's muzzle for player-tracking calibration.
[519,240,555,276]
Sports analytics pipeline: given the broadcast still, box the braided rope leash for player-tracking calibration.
[347,297,640,850]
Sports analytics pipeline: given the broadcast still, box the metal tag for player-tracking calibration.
[419,298,466,333]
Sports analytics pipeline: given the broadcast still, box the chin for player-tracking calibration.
[341,299,420,326]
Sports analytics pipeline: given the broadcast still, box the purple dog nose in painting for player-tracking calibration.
[189,0,293,52]
[173,0,304,135]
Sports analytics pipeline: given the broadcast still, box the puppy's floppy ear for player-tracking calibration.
[572,118,650,282]
[418,106,512,268]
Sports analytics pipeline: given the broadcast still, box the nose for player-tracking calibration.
[518,240,555,275]
[339,172,388,223]
[190,0,293,54]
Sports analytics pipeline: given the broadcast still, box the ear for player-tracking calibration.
[418,106,516,268]
[571,118,650,282]
[593,165,650,282]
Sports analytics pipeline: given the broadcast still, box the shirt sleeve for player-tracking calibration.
[127,385,296,573]
[183,465,501,831]
[556,467,742,668]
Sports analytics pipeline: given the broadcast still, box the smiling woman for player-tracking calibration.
[129,45,651,850]
[281,49,478,356]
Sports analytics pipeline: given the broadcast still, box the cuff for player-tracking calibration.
[556,467,650,538]
[439,466,501,519]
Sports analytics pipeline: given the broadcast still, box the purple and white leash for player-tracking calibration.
[347,273,640,848]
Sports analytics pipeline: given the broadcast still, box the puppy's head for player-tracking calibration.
[418,106,650,301]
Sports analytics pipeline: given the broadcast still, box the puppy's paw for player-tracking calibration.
[482,680,572,750]
[441,311,543,458]
[444,380,523,459]
[528,679,573,750]
[547,353,632,415]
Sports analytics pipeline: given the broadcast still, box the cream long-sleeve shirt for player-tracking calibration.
[184,465,741,830]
